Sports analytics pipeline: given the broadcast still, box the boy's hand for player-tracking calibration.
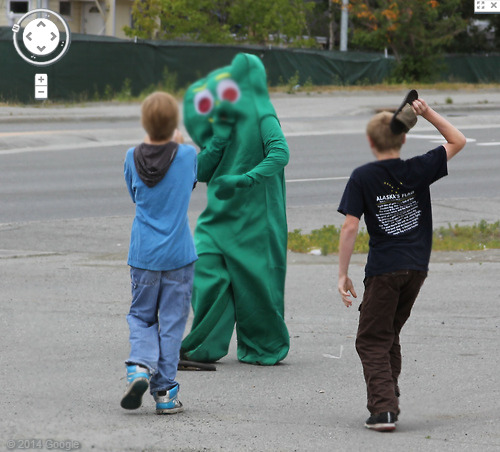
[412,98,430,118]
[338,275,357,308]
[172,129,184,144]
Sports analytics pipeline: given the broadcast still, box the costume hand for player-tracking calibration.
[214,174,252,200]
[212,103,236,140]
[338,275,357,308]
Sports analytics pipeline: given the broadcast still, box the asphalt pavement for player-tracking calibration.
[1,89,500,451]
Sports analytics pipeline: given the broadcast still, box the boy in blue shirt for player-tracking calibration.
[337,92,466,431]
[120,91,198,414]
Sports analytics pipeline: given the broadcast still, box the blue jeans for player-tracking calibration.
[126,263,194,393]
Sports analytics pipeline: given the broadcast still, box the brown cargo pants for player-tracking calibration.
[356,269,427,415]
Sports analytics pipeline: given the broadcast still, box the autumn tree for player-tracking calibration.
[347,0,467,81]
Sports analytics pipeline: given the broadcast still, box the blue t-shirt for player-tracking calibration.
[124,143,198,271]
[338,146,448,277]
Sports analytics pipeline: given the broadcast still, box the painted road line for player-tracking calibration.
[476,142,500,146]
[287,176,349,183]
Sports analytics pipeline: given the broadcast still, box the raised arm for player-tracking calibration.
[412,98,466,161]
[197,109,235,183]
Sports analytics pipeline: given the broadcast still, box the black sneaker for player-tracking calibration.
[364,412,397,432]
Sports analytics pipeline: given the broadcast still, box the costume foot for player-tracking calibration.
[177,359,217,371]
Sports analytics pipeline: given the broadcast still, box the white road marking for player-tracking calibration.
[323,345,344,359]
[406,134,444,139]
[0,124,493,154]
[408,134,476,143]
[0,140,133,155]
[287,176,349,183]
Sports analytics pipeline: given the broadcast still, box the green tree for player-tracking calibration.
[123,0,162,39]
[124,0,316,47]
[124,0,233,42]
[348,0,466,81]
[229,0,315,46]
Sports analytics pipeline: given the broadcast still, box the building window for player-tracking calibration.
[59,1,71,16]
[9,1,29,14]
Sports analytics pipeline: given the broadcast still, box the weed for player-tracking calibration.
[115,78,133,101]
[288,221,500,255]
[303,77,314,93]
[433,220,500,251]
[286,71,301,94]
[103,84,114,101]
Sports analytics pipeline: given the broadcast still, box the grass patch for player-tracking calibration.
[3,82,500,106]
[269,82,500,95]
[288,220,500,255]
[433,220,500,251]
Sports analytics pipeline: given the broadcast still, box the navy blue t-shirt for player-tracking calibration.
[338,146,448,277]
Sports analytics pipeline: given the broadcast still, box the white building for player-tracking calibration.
[2,0,133,38]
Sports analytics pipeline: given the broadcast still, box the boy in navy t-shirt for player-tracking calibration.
[337,94,466,431]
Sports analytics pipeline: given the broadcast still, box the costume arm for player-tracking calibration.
[338,214,359,308]
[215,115,289,199]
[196,137,227,183]
[197,107,235,183]
[247,114,289,183]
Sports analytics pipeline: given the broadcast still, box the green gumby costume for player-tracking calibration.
[180,53,290,365]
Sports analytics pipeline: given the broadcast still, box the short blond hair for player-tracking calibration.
[141,91,178,141]
[366,111,405,152]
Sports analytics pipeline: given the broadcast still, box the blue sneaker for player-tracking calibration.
[120,364,150,410]
[153,384,183,415]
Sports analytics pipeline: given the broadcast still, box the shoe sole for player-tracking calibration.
[156,408,184,415]
[364,422,396,432]
[120,378,149,410]
[156,405,184,415]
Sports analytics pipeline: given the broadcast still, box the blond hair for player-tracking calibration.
[141,91,178,141]
[366,111,405,152]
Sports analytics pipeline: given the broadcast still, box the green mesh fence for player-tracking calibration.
[1,27,499,103]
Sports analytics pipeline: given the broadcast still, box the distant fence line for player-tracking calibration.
[1,28,500,103]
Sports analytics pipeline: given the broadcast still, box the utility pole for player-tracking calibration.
[328,0,335,51]
[340,0,348,52]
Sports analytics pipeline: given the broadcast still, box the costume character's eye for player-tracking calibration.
[216,79,241,103]
[194,89,214,115]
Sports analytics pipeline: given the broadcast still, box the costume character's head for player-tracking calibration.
[183,53,277,147]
